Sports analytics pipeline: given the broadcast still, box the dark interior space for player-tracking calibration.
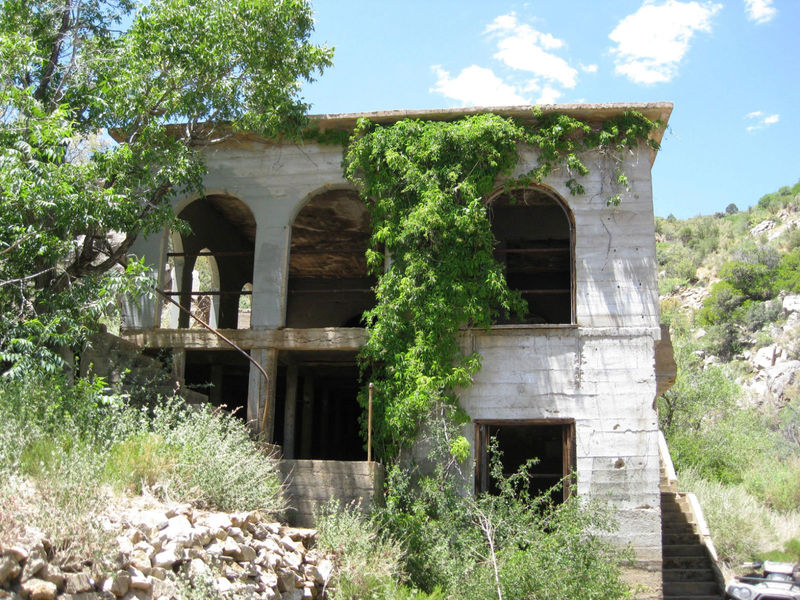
[476,421,575,504]
[184,350,249,418]
[172,195,256,329]
[287,189,376,328]
[273,351,366,461]
[490,188,573,324]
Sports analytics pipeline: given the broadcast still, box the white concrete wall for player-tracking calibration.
[459,326,662,568]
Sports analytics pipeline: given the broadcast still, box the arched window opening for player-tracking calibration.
[190,250,220,329]
[169,195,256,330]
[238,283,253,329]
[287,189,376,328]
[489,188,574,325]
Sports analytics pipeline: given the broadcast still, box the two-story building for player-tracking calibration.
[120,102,674,597]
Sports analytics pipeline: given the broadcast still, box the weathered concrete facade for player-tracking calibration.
[121,103,673,597]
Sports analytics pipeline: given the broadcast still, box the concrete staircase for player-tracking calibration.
[661,490,722,599]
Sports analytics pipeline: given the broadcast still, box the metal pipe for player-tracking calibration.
[153,288,271,438]
[367,382,374,462]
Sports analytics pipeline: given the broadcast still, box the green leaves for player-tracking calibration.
[346,115,526,458]
[1,0,331,374]
[346,110,659,459]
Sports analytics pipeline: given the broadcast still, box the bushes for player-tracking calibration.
[371,436,632,600]
[0,374,284,553]
[315,501,406,600]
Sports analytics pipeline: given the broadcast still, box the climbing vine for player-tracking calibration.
[344,109,660,460]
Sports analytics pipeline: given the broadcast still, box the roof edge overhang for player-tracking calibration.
[309,102,673,166]
[113,102,673,166]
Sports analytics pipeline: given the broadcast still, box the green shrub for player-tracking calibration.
[678,468,800,566]
[105,433,178,494]
[719,258,777,301]
[154,404,284,513]
[775,247,800,293]
[702,322,742,359]
[376,434,631,600]
[699,281,745,326]
[743,456,800,513]
[315,501,405,600]
[734,299,783,332]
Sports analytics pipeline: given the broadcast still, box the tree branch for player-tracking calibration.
[34,0,74,104]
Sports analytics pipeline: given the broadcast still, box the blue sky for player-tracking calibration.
[302,0,799,218]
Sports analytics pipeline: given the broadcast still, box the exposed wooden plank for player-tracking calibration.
[120,327,368,350]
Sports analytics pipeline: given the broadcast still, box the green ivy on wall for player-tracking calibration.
[343,109,660,460]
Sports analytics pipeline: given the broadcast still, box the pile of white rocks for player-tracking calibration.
[0,504,334,600]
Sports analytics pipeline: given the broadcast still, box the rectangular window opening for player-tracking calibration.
[475,420,576,504]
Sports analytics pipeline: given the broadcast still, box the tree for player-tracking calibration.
[0,0,332,375]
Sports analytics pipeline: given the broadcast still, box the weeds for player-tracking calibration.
[679,467,800,566]
[0,373,284,560]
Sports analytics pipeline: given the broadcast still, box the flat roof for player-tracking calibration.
[124,102,673,164]
[309,102,673,146]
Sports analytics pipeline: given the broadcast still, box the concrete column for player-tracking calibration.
[250,224,291,328]
[171,350,186,384]
[247,348,278,439]
[300,375,315,458]
[121,232,166,329]
[283,364,299,459]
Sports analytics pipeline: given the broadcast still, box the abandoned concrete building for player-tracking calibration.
[118,103,694,598]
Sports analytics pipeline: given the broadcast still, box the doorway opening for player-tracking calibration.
[475,420,575,503]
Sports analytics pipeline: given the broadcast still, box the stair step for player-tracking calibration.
[663,532,702,544]
[663,555,713,570]
[663,581,720,595]
[663,568,717,582]
[663,544,708,557]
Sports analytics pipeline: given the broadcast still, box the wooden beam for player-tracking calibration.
[120,327,368,351]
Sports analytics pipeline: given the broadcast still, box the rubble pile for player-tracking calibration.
[0,504,334,600]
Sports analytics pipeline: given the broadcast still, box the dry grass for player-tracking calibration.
[679,467,800,566]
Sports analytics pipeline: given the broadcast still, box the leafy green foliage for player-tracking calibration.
[315,500,406,600]
[375,434,631,599]
[0,0,332,374]
[345,114,527,458]
[345,111,659,459]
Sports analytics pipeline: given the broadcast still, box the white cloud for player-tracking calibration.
[745,111,780,131]
[580,63,599,74]
[744,0,776,23]
[536,85,563,104]
[430,65,529,106]
[609,1,722,85]
[486,13,578,89]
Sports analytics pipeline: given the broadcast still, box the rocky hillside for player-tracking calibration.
[657,180,800,407]
[655,180,800,566]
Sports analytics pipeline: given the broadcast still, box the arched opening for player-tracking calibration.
[286,189,376,328]
[238,283,252,329]
[190,250,220,329]
[170,195,256,330]
[167,195,255,417]
[489,188,574,324]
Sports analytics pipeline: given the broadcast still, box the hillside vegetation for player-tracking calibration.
[656,180,800,566]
